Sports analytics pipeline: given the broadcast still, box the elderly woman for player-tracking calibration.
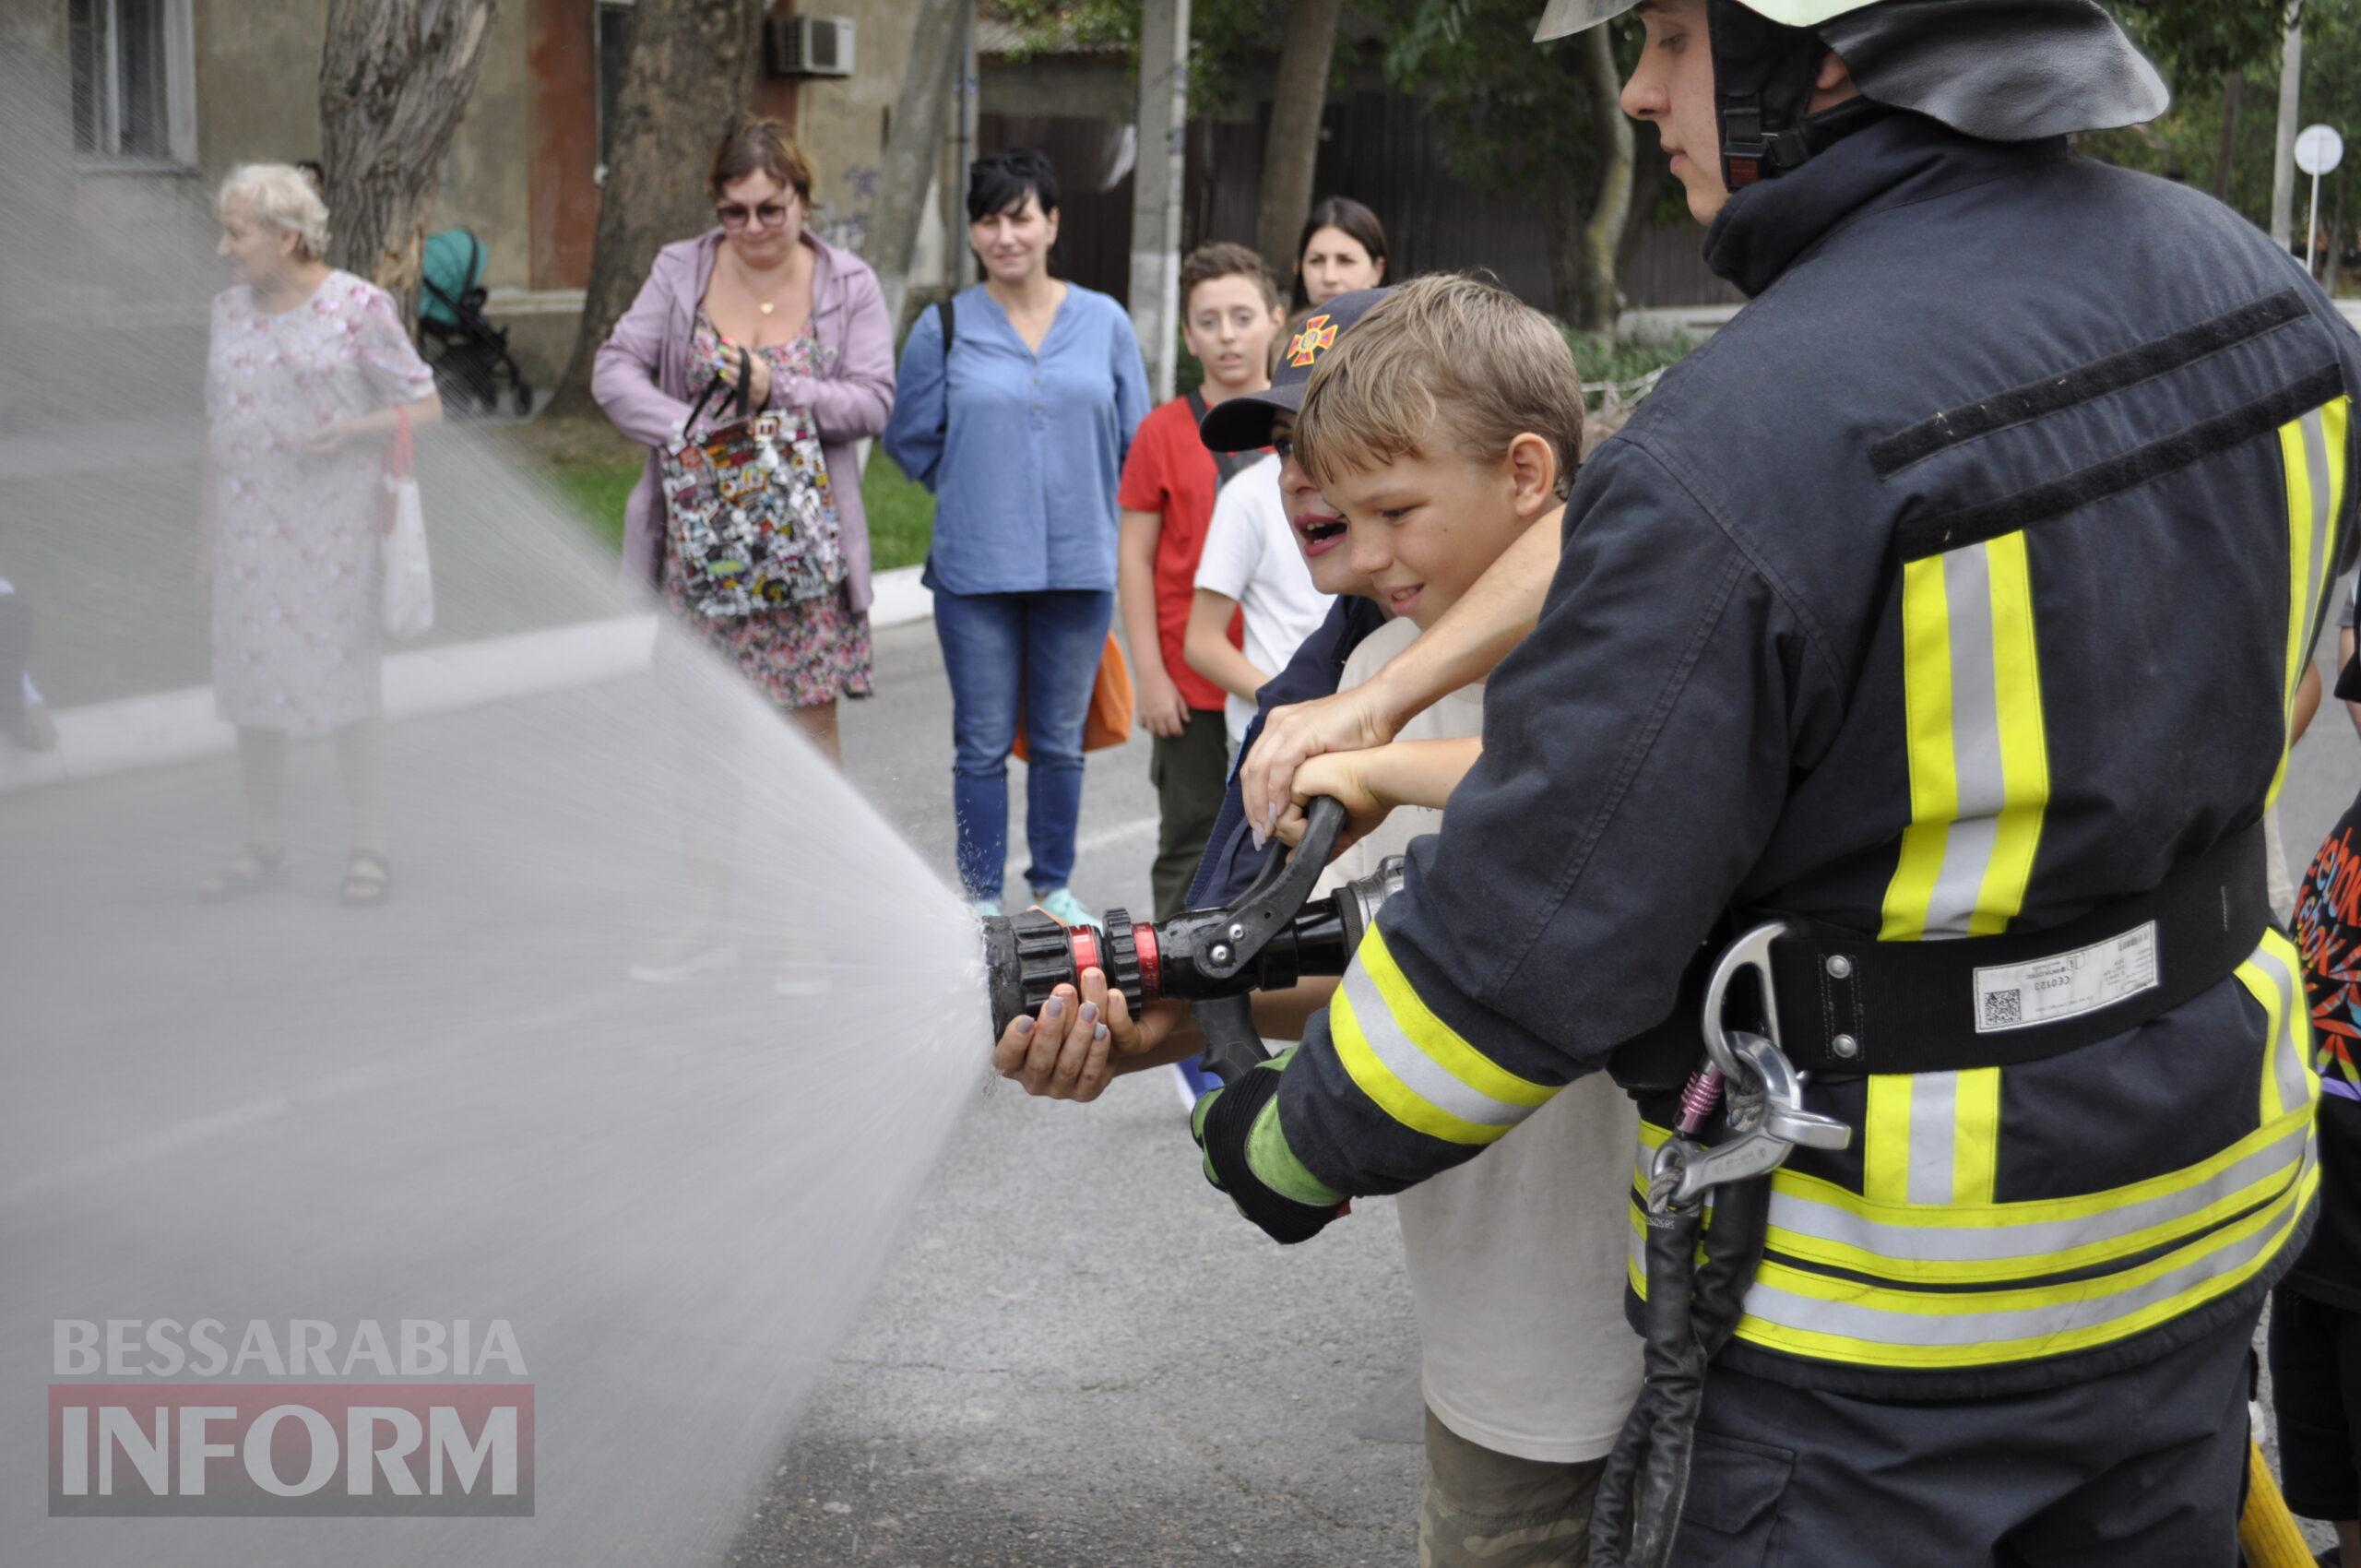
[882,148,1150,923]
[200,162,441,907]
[594,116,894,985]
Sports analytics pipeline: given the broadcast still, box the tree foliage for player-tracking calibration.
[2090,0,2361,241]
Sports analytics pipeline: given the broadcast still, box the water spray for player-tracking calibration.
[979,798,1401,1083]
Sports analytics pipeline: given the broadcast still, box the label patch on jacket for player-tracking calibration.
[1973,922,2159,1033]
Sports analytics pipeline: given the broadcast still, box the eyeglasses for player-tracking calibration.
[717,201,794,231]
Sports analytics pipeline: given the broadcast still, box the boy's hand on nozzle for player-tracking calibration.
[1274,750,1388,860]
[1243,686,1397,849]
[991,968,1151,1101]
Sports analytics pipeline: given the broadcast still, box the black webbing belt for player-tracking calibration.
[1760,822,2270,1076]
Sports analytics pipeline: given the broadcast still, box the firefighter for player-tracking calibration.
[1188,1,2361,1562]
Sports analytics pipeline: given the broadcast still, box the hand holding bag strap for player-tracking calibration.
[673,344,757,447]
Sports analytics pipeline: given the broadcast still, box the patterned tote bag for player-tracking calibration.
[660,346,847,618]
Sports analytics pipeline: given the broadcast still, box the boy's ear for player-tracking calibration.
[1506,432,1559,517]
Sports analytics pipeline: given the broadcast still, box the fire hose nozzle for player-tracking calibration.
[978,799,1402,1084]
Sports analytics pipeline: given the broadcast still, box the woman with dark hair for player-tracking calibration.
[594,115,895,983]
[1293,196,1388,308]
[883,148,1151,923]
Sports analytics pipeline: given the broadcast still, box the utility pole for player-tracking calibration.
[957,1,979,289]
[2272,2,2303,250]
[1130,0,1190,401]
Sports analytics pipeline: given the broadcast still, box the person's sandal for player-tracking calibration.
[341,849,393,908]
[198,846,287,903]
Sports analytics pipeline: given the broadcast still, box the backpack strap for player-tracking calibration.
[1188,388,1254,486]
[934,296,956,437]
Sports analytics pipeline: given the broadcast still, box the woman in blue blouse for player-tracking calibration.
[884,149,1151,922]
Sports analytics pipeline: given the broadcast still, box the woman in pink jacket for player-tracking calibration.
[594,116,895,761]
[594,116,894,985]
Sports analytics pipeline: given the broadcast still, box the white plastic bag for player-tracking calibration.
[381,473,433,638]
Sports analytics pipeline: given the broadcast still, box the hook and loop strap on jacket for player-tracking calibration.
[1762,820,2267,1076]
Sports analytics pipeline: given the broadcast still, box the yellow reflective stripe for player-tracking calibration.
[1863,1076,1913,1205]
[1880,533,2050,941]
[1882,554,1955,942]
[1329,986,1511,1147]
[1730,1161,2315,1369]
[2269,397,2348,807]
[1762,1113,2309,1284]
[2245,928,2318,1125]
[1952,1066,2000,1206]
[1975,531,2047,932]
[1861,1067,1999,1208]
[1356,926,1557,1111]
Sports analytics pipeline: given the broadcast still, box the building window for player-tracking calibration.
[595,0,635,182]
[69,0,195,166]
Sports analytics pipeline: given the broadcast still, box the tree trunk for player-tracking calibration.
[2270,3,2303,248]
[866,0,966,339]
[1542,172,1590,334]
[1252,0,1347,281]
[545,0,769,421]
[1577,26,1632,334]
[2214,70,2242,201]
[319,0,498,329]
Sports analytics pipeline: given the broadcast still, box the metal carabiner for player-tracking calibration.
[1666,921,1852,1208]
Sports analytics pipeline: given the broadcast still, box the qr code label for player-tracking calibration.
[1973,921,2158,1033]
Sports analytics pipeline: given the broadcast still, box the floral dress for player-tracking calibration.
[206,271,434,733]
[659,310,873,712]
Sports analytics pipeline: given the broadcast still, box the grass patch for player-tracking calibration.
[861,451,933,571]
[518,415,935,572]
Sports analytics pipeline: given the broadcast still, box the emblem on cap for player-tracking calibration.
[1287,315,1338,368]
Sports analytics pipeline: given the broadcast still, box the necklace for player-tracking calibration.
[734,253,791,317]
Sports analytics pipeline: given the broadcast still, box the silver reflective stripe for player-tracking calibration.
[1767,1117,2310,1266]
[1337,963,1527,1131]
[1926,543,2002,939]
[1905,1072,1960,1206]
[1745,1146,2313,1347]
[2248,944,2314,1119]
[2304,408,2333,640]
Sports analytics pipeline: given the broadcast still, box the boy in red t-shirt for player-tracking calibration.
[1117,244,1285,917]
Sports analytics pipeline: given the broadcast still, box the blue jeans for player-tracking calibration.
[931,588,1114,901]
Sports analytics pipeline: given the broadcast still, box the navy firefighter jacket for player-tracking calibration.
[1270,111,2361,1398]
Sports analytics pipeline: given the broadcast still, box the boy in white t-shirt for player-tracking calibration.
[1184,453,1333,750]
[995,278,1640,1564]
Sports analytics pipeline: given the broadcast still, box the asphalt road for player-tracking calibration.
[6,609,2355,1565]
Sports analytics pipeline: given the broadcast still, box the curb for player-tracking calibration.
[0,565,938,799]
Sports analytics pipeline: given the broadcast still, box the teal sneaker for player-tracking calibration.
[1030,886,1102,931]
[969,897,1003,919]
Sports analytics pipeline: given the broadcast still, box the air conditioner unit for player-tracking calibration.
[769,15,855,78]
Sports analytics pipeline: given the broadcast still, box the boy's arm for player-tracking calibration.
[1184,588,1271,705]
[1118,509,1188,738]
[991,970,1338,1101]
[2293,660,2322,746]
[1240,511,1561,840]
[1274,738,1485,857]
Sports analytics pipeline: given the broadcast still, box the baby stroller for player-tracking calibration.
[420,229,533,418]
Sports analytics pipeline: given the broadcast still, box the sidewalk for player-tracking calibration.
[0,565,936,797]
